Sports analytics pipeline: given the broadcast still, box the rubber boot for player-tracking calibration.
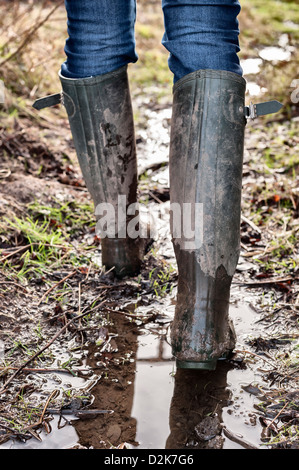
[59,66,143,278]
[169,69,247,370]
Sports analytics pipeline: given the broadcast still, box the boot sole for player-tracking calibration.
[176,359,217,371]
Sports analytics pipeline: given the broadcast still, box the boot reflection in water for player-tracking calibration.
[57,1,244,362]
[165,363,232,449]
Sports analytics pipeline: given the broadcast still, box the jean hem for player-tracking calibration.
[59,64,128,85]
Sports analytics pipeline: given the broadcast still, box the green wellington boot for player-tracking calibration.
[57,66,142,278]
[169,69,281,370]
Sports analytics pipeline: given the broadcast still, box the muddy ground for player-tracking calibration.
[0,102,298,450]
[0,0,298,451]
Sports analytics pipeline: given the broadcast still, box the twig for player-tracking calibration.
[0,242,70,264]
[0,268,28,290]
[0,244,31,263]
[45,408,114,417]
[47,250,70,269]
[0,304,105,395]
[104,307,156,319]
[0,281,28,292]
[235,275,296,286]
[234,349,276,367]
[78,281,82,315]
[222,426,258,450]
[0,1,64,66]
[0,422,32,441]
[266,401,289,431]
[0,366,84,375]
[148,190,164,204]
[37,269,77,305]
[0,169,11,179]
[23,389,59,432]
[241,214,262,234]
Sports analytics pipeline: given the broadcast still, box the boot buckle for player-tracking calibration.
[244,100,283,120]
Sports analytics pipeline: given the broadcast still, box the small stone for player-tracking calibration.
[107,424,121,443]
[195,416,221,441]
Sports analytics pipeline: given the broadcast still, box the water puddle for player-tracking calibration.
[245,82,268,97]
[241,58,263,75]
[130,299,268,450]
[1,415,79,449]
[240,33,295,98]
[222,303,266,449]
[3,292,271,449]
[259,34,295,62]
[259,46,292,63]
[132,321,174,449]
[0,350,98,449]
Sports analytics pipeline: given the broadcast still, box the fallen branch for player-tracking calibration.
[45,408,114,418]
[235,275,296,286]
[222,426,258,450]
[0,366,84,376]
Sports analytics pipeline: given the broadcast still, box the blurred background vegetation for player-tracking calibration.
[0,0,298,126]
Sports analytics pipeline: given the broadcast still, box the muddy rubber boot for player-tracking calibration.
[59,66,143,278]
[169,69,247,370]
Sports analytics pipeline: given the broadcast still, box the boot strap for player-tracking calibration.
[32,93,282,120]
[243,100,283,120]
[32,92,62,110]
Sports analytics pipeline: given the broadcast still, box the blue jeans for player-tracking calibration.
[61,0,243,83]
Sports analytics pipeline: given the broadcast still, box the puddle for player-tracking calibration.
[0,348,98,449]
[132,362,175,449]
[130,300,268,450]
[259,47,292,62]
[1,415,79,449]
[259,34,295,62]
[132,321,175,449]
[245,82,268,97]
[240,34,295,98]
[222,304,266,449]
[241,58,263,75]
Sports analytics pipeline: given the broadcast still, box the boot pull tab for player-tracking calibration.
[32,94,283,120]
[243,100,283,120]
[32,92,62,110]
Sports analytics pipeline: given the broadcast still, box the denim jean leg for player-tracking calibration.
[162,0,243,83]
[61,0,138,78]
